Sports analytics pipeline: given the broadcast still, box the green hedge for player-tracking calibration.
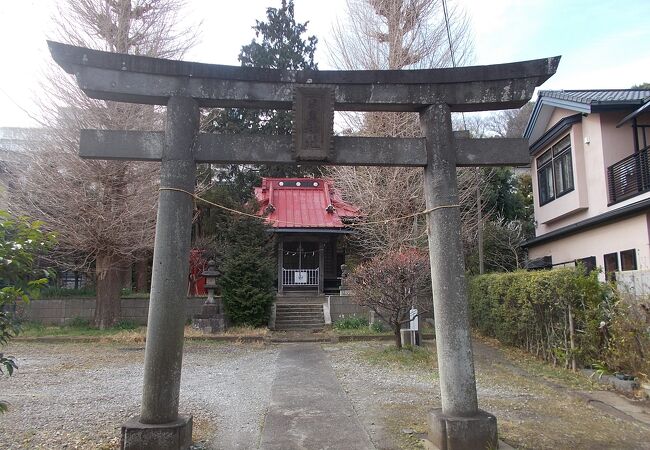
[468,268,611,368]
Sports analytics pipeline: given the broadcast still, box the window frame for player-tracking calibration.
[603,252,619,281]
[537,134,575,206]
[620,249,637,271]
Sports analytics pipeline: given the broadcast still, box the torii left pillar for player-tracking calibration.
[121,96,198,450]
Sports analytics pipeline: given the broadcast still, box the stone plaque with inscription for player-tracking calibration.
[293,86,334,161]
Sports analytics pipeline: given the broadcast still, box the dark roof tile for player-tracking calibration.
[539,89,650,105]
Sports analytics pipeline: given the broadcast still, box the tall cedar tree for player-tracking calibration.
[201,0,320,203]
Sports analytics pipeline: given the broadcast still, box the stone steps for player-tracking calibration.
[274,302,325,331]
[276,297,326,304]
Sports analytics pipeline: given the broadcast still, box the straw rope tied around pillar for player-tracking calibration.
[159,187,459,228]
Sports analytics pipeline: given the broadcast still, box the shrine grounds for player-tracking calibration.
[1,337,649,450]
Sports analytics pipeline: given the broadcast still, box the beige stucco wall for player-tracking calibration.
[528,213,650,279]
[532,114,589,231]
[545,109,576,132]
[532,109,650,236]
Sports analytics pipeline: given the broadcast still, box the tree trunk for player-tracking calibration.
[394,325,402,349]
[94,254,123,329]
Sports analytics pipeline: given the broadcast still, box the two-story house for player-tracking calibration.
[523,89,650,279]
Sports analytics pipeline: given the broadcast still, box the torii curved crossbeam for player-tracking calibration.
[48,40,559,112]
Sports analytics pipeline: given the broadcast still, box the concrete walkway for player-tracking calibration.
[259,343,375,450]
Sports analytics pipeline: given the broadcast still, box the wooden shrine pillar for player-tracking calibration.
[318,241,325,294]
[277,239,284,294]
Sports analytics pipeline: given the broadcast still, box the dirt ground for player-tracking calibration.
[325,338,650,450]
[1,337,649,449]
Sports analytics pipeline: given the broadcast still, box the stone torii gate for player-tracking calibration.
[48,41,558,450]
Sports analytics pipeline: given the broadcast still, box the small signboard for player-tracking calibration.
[295,271,308,284]
[409,308,419,331]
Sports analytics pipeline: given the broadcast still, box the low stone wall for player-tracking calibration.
[327,295,369,322]
[18,297,206,325]
[617,269,650,301]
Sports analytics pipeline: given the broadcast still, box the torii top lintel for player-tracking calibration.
[48,41,559,113]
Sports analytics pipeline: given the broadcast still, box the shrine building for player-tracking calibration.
[254,177,360,294]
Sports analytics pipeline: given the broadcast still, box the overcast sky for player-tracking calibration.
[1,0,649,128]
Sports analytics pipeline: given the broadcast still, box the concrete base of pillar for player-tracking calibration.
[427,408,497,450]
[121,415,193,450]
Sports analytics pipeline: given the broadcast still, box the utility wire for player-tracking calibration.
[441,0,467,130]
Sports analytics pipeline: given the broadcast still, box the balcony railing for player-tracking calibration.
[607,147,650,204]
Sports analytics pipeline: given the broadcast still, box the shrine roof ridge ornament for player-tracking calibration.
[47,41,560,113]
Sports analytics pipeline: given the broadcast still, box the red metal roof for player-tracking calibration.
[254,178,360,229]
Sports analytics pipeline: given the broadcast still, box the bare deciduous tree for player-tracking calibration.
[483,218,526,272]
[329,0,472,71]
[348,248,431,348]
[485,102,535,138]
[327,0,482,258]
[8,0,197,328]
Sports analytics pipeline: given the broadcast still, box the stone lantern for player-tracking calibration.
[202,260,219,307]
[193,259,225,333]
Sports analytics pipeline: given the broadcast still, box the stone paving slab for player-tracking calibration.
[259,343,375,450]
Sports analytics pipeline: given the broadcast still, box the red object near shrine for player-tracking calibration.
[188,248,207,296]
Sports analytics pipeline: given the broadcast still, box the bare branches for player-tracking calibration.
[326,0,480,259]
[5,0,198,326]
[328,0,473,70]
[330,166,427,256]
[51,0,199,57]
[483,218,527,272]
[349,247,431,347]
[8,146,159,271]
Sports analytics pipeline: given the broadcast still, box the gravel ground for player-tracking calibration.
[0,341,279,450]
[2,338,649,450]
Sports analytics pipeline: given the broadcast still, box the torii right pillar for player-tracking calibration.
[421,103,497,450]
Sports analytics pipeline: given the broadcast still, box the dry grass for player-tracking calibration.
[97,329,146,344]
[183,325,269,338]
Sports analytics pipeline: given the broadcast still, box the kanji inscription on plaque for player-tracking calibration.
[293,86,334,161]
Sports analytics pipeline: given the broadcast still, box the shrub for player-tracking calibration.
[1,211,55,412]
[603,298,650,378]
[334,315,369,330]
[114,320,139,330]
[349,248,431,348]
[220,251,274,327]
[468,268,609,370]
[68,317,91,328]
[40,286,96,298]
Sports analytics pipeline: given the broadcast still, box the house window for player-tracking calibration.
[620,249,637,271]
[603,252,618,280]
[537,135,574,205]
[576,256,596,273]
